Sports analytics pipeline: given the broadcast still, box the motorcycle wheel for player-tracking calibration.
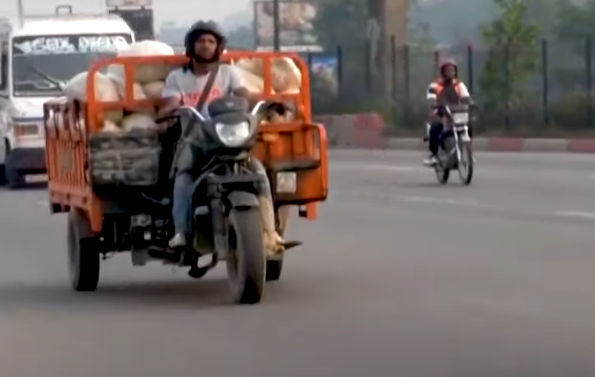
[267,206,289,282]
[457,142,474,185]
[226,208,266,304]
[435,166,450,184]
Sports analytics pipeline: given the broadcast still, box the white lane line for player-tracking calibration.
[331,163,420,172]
[401,195,479,207]
[554,211,595,220]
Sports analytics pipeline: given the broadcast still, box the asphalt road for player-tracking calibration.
[1,150,594,377]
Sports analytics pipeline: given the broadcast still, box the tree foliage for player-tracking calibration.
[555,0,595,40]
[480,0,539,106]
[313,0,369,50]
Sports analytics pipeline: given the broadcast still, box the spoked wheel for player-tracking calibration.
[67,209,100,291]
[226,208,266,304]
[457,142,474,185]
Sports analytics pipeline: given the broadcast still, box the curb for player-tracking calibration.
[383,137,595,153]
[314,113,595,153]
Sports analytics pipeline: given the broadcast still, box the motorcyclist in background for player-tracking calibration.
[157,20,285,255]
[424,59,473,166]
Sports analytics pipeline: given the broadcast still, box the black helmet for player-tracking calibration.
[184,20,227,62]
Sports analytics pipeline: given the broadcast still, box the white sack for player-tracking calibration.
[235,57,302,93]
[102,120,123,133]
[237,68,265,93]
[109,75,147,101]
[63,71,123,124]
[142,81,165,99]
[107,40,175,84]
[121,113,157,132]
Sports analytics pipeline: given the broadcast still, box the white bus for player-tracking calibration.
[0,5,134,188]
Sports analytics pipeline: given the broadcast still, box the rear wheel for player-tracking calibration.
[226,208,266,304]
[266,206,289,281]
[4,144,23,189]
[0,164,6,186]
[5,166,23,189]
[67,209,100,291]
[457,142,474,185]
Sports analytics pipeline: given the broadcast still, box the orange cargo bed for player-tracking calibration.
[44,51,328,233]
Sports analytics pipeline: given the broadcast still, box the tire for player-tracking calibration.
[267,206,289,282]
[458,142,474,185]
[435,166,450,184]
[266,258,283,281]
[67,209,100,291]
[0,165,6,186]
[5,163,23,189]
[226,208,266,304]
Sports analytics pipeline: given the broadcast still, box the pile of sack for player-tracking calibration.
[58,40,302,133]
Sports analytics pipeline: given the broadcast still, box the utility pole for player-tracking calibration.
[16,0,25,26]
[272,0,280,51]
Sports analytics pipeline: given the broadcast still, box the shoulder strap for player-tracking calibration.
[195,63,220,112]
[179,64,221,140]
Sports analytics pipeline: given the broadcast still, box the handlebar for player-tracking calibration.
[251,100,268,116]
[177,100,269,122]
[177,105,206,122]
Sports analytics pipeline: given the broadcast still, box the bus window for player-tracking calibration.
[0,40,7,91]
[108,8,154,41]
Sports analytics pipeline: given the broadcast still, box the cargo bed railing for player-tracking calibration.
[85,51,312,132]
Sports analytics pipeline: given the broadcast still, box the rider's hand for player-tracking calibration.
[156,96,182,120]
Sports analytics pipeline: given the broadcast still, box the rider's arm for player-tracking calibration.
[426,83,441,120]
[157,71,183,119]
[228,66,256,103]
[458,82,473,105]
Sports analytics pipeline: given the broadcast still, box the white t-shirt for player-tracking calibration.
[426,81,470,101]
[162,65,245,117]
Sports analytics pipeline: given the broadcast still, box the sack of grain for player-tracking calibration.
[63,71,123,124]
[121,113,158,132]
[109,75,147,101]
[142,81,165,99]
[235,57,302,93]
[237,68,265,93]
[107,40,175,84]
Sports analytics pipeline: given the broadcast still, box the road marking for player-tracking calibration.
[401,195,479,207]
[554,211,595,220]
[361,164,418,172]
[331,163,419,172]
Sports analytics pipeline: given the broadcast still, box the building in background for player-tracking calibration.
[106,0,155,41]
[253,1,321,52]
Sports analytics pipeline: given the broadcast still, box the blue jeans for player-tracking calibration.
[171,145,271,234]
[428,123,443,155]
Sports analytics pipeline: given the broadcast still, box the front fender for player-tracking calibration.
[227,191,259,210]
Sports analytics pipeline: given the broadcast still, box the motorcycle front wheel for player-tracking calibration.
[226,208,266,304]
[457,142,474,185]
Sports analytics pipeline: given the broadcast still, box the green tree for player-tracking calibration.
[480,0,539,106]
[555,0,595,40]
[313,0,369,50]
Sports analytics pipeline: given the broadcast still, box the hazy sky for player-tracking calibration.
[1,0,253,27]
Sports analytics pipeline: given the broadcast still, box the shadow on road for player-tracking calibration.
[0,279,238,313]
[0,183,48,191]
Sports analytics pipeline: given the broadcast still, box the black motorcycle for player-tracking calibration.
[171,98,270,304]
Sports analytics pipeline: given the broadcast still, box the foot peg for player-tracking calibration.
[281,240,302,250]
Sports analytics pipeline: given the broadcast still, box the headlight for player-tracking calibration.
[215,121,251,147]
[452,112,469,124]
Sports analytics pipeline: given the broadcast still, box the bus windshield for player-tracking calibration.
[11,33,132,97]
